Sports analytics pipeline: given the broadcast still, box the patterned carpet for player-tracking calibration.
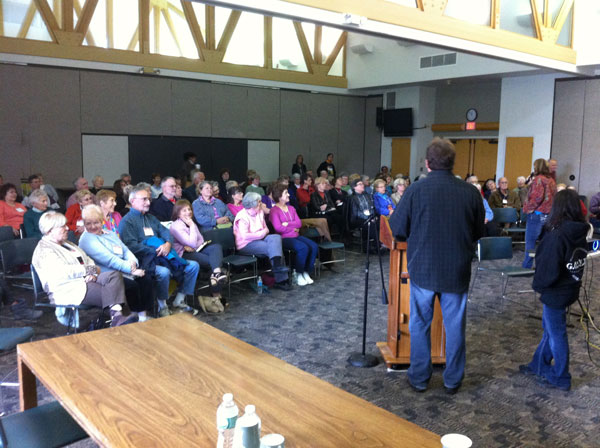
[1,244,600,447]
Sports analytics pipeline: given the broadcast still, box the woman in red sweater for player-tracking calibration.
[0,183,26,237]
[65,189,94,237]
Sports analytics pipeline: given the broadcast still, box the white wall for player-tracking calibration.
[496,73,567,178]
[380,86,435,178]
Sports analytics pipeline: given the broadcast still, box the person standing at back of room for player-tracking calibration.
[316,153,336,180]
[389,137,485,395]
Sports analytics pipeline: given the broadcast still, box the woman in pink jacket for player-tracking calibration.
[269,184,318,286]
[233,192,290,290]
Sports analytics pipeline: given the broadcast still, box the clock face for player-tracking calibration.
[466,108,478,121]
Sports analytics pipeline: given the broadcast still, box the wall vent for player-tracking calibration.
[420,52,457,69]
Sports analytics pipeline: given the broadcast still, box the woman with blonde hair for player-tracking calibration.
[391,178,407,205]
[65,189,94,237]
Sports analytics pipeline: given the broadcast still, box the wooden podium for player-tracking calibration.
[377,217,446,367]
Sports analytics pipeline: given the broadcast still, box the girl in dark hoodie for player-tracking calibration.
[520,189,590,391]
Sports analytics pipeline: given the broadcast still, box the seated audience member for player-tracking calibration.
[288,173,301,205]
[178,152,198,187]
[310,177,343,233]
[590,183,600,227]
[467,177,498,236]
[361,175,373,194]
[193,181,234,231]
[119,185,200,317]
[113,179,128,215]
[385,175,394,196]
[170,200,227,313]
[296,174,315,211]
[32,211,137,327]
[78,205,153,321]
[291,154,307,176]
[340,174,351,194]
[261,184,275,215]
[563,185,588,217]
[225,180,239,193]
[23,189,49,238]
[483,178,496,201]
[349,179,377,251]
[218,169,230,202]
[245,172,265,195]
[66,177,89,209]
[36,173,60,210]
[175,183,183,200]
[488,177,521,210]
[227,186,244,217]
[513,176,529,209]
[372,179,395,217]
[23,174,58,210]
[233,192,290,290]
[183,170,205,202]
[391,178,407,205]
[329,177,347,206]
[211,181,224,202]
[96,189,122,235]
[120,173,132,186]
[317,153,336,179]
[269,184,317,286]
[0,183,26,237]
[65,189,94,237]
[150,173,162,199]
[149,176,178,222]
[89,175,104,195]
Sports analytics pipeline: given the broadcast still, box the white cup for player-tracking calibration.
[260,433,285,448]
[195,164,201,169]
[441,433,472,448]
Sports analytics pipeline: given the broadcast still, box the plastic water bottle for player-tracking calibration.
[216,393,239,448]
[256,276,263,294]
[232,405,261,448]
[292,269,298,285]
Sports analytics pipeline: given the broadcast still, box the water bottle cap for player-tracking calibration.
[245,405,255,414]
[223,393,233,402]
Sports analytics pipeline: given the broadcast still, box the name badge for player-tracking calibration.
[502,199,508,205]
[16,208,25,212]
[364,210,370,216]
[77,220,84,227]
[143,227,154,236]
[112,245,123,255]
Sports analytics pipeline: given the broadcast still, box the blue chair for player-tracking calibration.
[0,401,87,448]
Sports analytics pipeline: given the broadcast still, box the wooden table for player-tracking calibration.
[18,314,440,447]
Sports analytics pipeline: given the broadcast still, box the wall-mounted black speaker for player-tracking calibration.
[376,107,383,128]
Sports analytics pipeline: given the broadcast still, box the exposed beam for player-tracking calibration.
[416,0,424,12]
[74,0,96,46]
[553,0,574,33]
[264,16,272,69]
[490,0,500,29]
[216,9,241,54]
[168,2,185,19]
[314,25,322,64]
[181,0,206,59]
[530,0,543,40]
[62,0,74,32]
[106,0,114,48]
[543,0,549,27]
[324,31,346,68]
[127,26,139,51]
[33,0,60,42]
[153,5,160,53]
[139,0,150,53]
[162,9,183,56]
[206,5,215,50]
[74,0,98,37]
[53,0,61,28]
[0,0,4,36]
[293,21,313,73]
[17,3,37,39]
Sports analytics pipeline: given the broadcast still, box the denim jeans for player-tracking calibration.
[281,236,318,274]
[528,304,571,389]
[155,260,199,300]
[523,212,547,268]
[408,283,468,389]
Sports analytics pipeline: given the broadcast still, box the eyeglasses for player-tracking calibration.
[135,197,151,202]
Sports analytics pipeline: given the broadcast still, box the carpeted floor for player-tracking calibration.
[1,244,599,447]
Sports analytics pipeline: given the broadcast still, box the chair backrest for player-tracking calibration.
[520,208,528,226]
[0,227,14,243]
[491,207,518,225]
[0,238,40,273]
[202,227,236,253]
[478,237,513,261]
[31,265,51,307]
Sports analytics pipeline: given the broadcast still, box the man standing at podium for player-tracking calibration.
[389,138,484,394]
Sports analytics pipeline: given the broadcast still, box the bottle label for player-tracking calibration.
[241,424,260,448]
[217,415,237,430]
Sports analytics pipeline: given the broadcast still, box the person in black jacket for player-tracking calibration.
[520,189,589,391]
[291,154,307,176]
[316,153,336,179]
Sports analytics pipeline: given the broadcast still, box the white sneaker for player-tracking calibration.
[302,272,314,284]
[297,273,308,286]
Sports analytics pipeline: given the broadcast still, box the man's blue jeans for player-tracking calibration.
[523,212,547,268]
[527,304,571,389]
[408,283,468,390]
[155,260,200,300]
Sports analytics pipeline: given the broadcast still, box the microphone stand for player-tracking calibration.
[348,213,386,368]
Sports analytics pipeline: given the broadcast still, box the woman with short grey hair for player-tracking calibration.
[32,211,137,327]
[23,189,49,238]
[233,192,290,290]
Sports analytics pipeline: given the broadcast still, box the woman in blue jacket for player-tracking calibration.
[372,179,395,217]
[519,189,590,391]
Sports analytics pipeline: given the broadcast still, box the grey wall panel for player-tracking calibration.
[28,67,82,187]
[435,81,501,124]
[337,96,366,176]
[364,96,383,177]
[579,79,600,201]
[309,94,338,174]
[127,76,172,135]
[80,71,129,134]
[280,90,310,175]
[0,65,32,187]
[211,84,247,138]
[171,79,212,137]
[551,80,585,186]
[247,87,280,140]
